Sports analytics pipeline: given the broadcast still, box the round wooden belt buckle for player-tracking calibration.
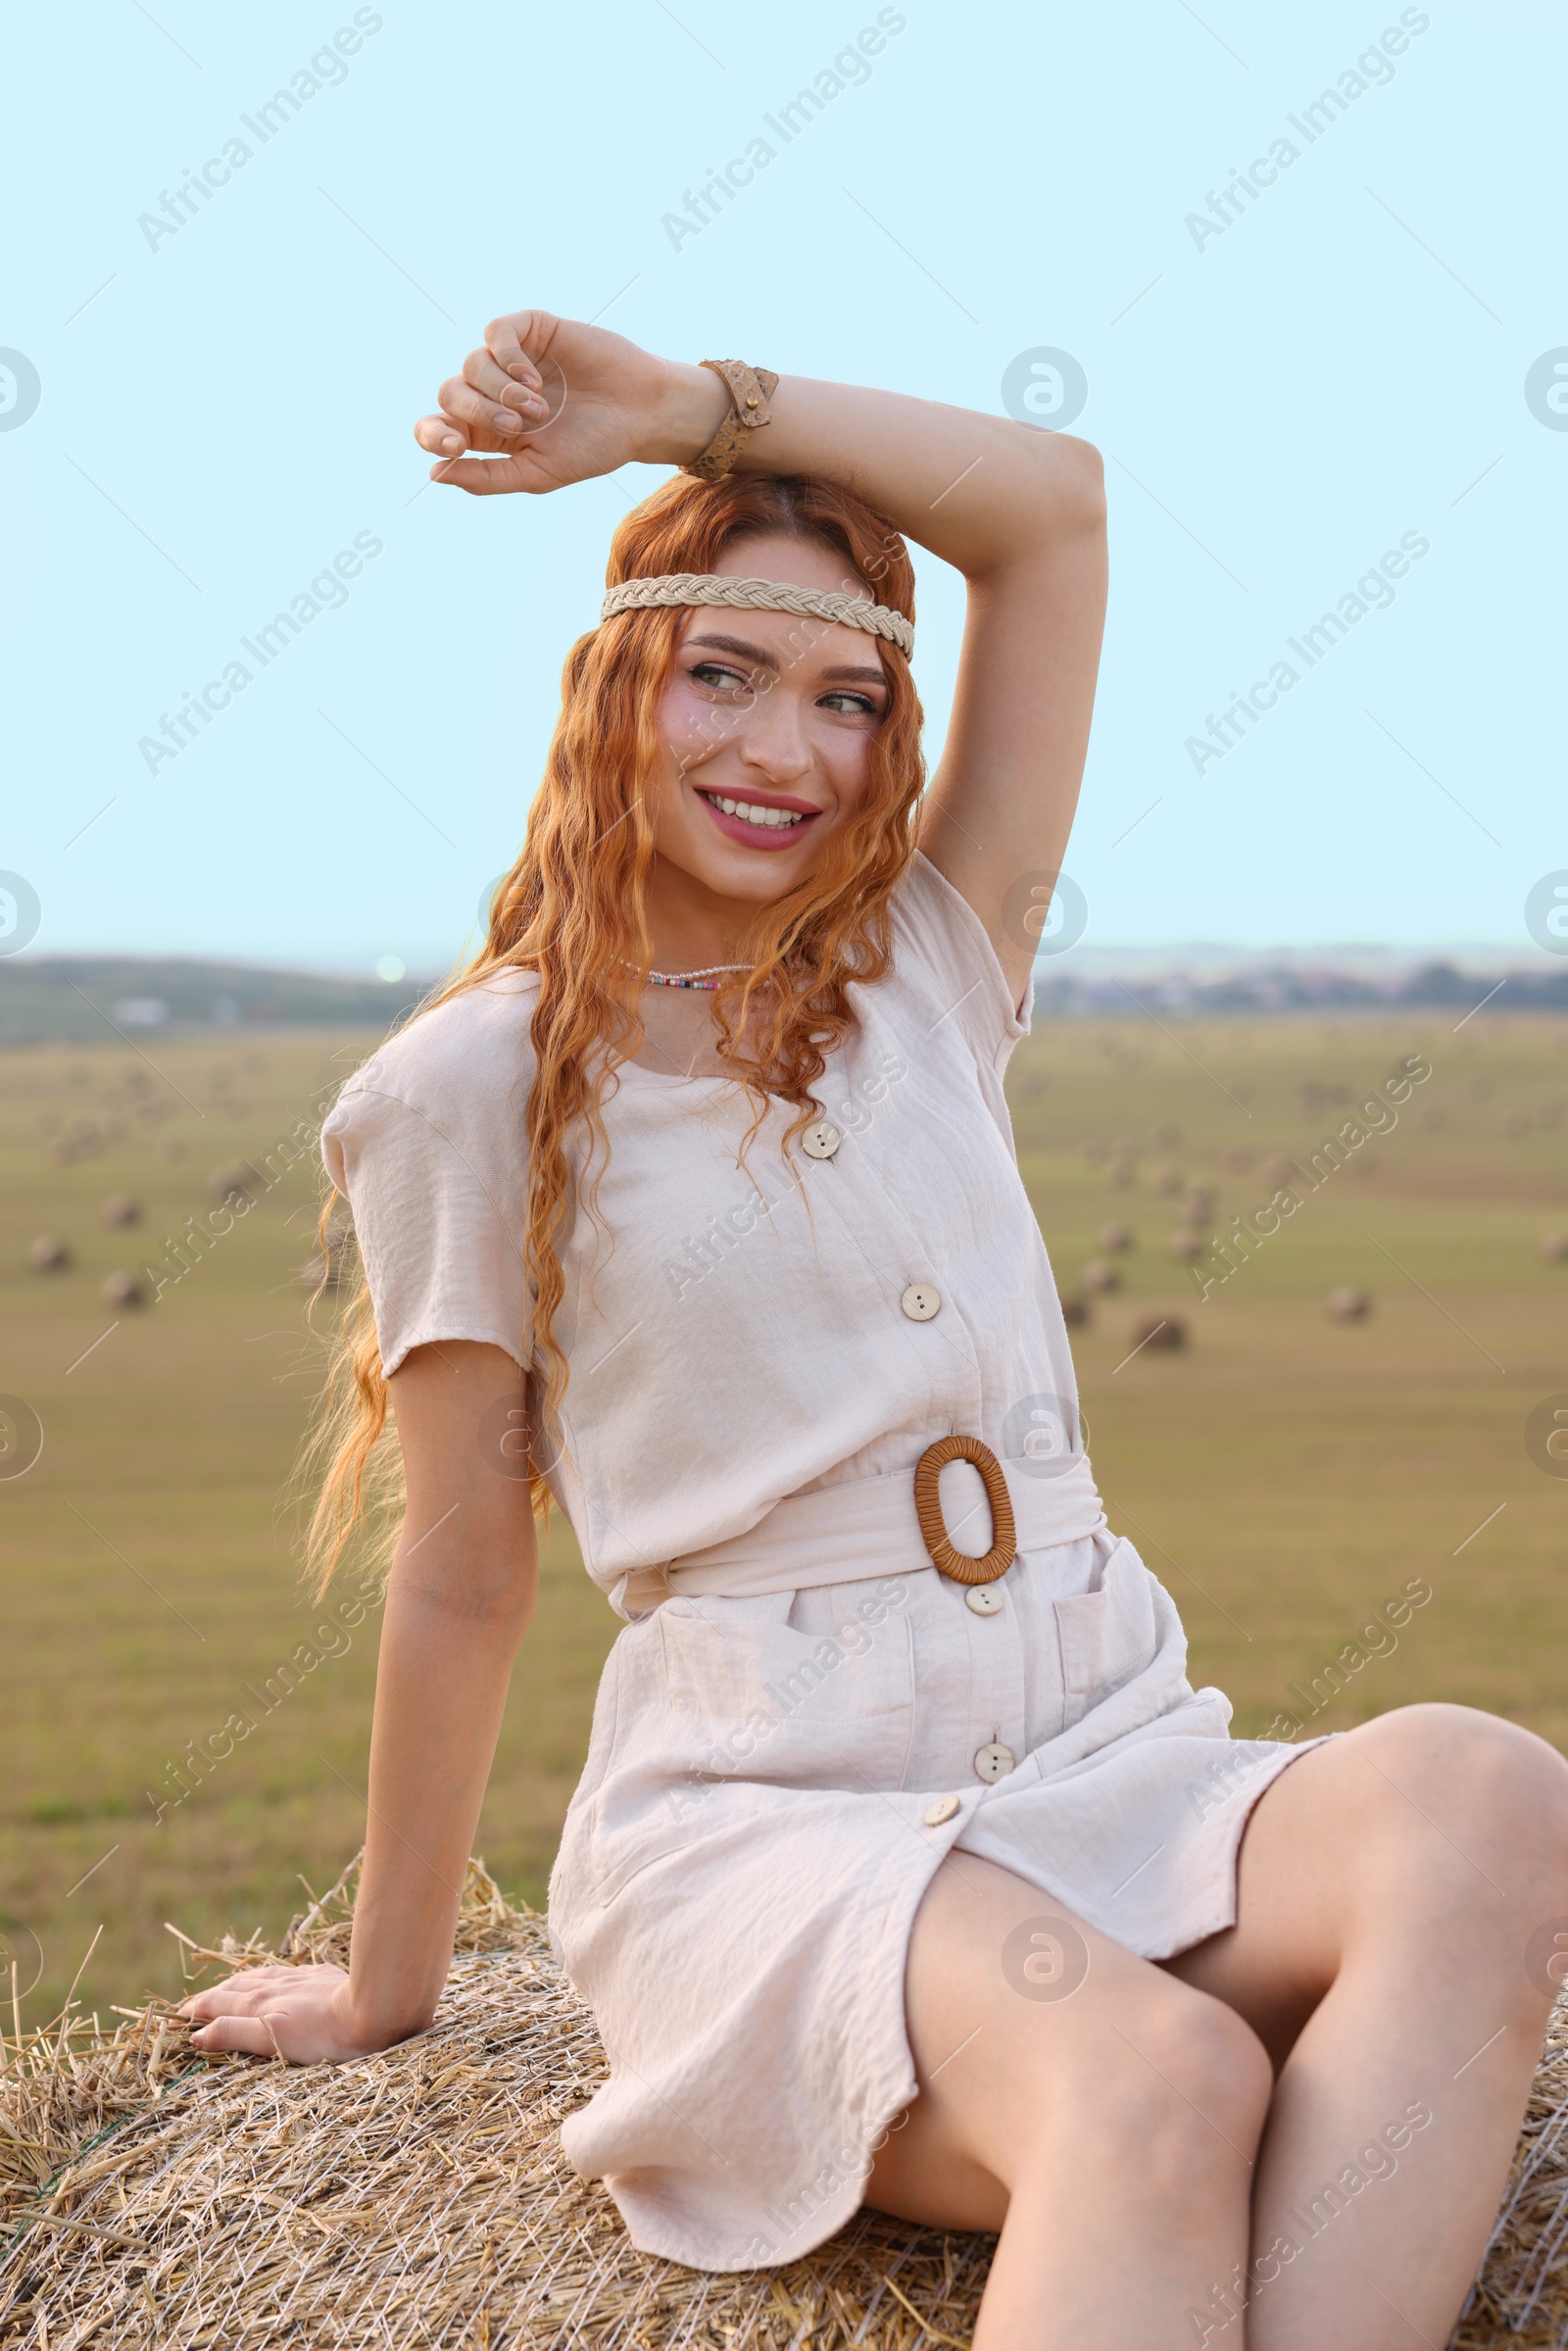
[913,1435,1017,1586]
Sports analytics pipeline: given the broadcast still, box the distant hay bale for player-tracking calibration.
[1151,1165,1183,1197]
[1131,1315,1186,1352]
[1079,1257,1120,1294]
[1058,1293,1091,1327]
[1098,1222,1134,1253]
[100,1194,142,1229]
[48,1121,103,1164]
[206,1160,261,1207]
[26,1236,71,1273]
[0,1860,999,2350]
[100,1271,147,1309]
[1152,1121,1181,1148]
[1325,1286,1373,1321]
[1168,1232,1201,1263]
[1542,1235,1568,1265]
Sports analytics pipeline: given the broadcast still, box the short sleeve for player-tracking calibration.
[892,851,1032,1075]
[319,982,535,1378]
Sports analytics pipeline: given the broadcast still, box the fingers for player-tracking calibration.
[438,370,546,442]
[425,453,535,498]
[415,412,471,459]
[178,1964,298,2022]
[413,412,526,460]
[483,312,552,386]
[415,308,565,490]
[187,2007,293,2058]
[176,1960,352,2061]
[412,347,547,462]
[414,431,531,491]
[463,348,548,419]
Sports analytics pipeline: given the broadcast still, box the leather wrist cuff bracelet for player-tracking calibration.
[680,359,780,482]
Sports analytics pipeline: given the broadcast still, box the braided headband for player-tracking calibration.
[599,574,913,657]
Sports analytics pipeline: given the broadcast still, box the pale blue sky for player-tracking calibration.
[4,0,1563,973]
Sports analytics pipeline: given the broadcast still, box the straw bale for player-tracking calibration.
[1452,1994,1568,2350]
[3,1855,1566,2348]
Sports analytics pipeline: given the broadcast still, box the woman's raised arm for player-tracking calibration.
[415,310,1107,1001]
[714,367,1107,1003]
[180,1341,537,2060]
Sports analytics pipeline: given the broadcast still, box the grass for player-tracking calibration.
[2,1009,1565,2027]
[1017,1014,1568,1759]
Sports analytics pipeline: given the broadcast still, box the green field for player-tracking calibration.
[3,1011,1565,2027]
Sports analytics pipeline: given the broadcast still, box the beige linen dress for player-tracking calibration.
[320,852,1320,2274]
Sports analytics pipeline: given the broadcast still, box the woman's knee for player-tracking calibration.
[1355,1704,1568,1864]
[1118,1981,1273,2141]
[1036,1976,1273,2173]
[1337,1707,1568,1957]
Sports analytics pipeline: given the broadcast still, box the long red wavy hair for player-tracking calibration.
[304,470,924,1592]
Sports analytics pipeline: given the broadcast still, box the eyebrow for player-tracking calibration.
[684,630,888,689]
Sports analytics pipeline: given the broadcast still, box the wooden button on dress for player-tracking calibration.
[901,1283,941,1322]
[974,1742,1015,1783]
[965,1583,1005,1615]
[801,1121,841,1160]
[923,1793,960,1827]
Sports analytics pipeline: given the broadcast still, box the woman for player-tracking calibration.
[182,314,1568,2348]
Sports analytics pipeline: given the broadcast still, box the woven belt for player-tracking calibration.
[611,1447,1106,1618]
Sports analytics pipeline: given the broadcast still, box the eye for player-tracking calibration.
[690,661,751,693]
[819,690,880,716]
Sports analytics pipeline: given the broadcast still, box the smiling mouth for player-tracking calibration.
[698,790,815,834]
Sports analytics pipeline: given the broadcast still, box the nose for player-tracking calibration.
[735,680,813,785]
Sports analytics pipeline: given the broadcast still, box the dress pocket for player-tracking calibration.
[587,1583,916,1907]
[1053,1537,1159,1729]
[669,1587,917,1788]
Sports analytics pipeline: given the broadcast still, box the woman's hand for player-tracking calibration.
[177,1961,418,2064]
[414,310,724,497]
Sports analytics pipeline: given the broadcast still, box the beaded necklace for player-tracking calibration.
[619,959,751,993]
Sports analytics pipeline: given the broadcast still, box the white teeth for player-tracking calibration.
[709,794,805,830]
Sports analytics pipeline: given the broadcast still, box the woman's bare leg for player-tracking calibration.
[866,1705,1568,2350]
[1164,1703,1568,2348]
[865,1852,1274,2349]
